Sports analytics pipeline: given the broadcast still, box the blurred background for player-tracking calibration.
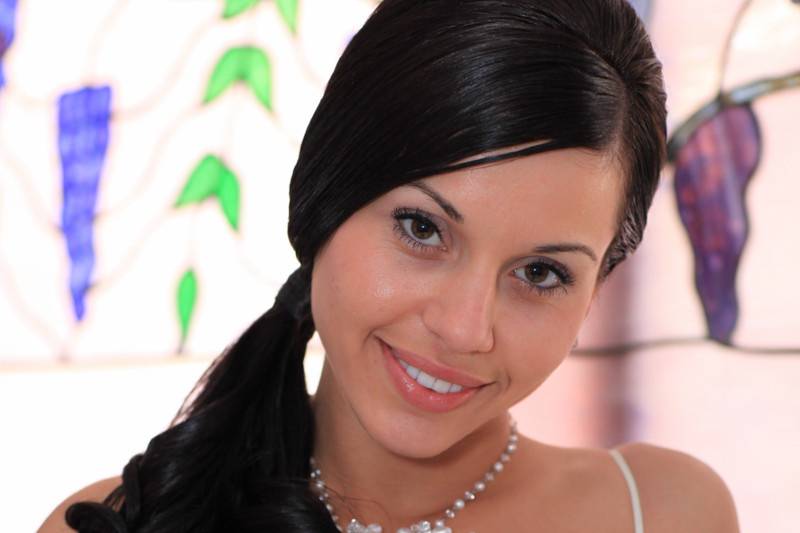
[0,0,798,530]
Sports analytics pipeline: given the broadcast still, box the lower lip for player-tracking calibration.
[380,339,481,413]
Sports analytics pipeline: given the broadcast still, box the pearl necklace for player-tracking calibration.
[309,419,518,533]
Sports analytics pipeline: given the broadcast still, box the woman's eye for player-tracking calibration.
[512,262,571,295]
[405,217,439,241]
[398,217,444,247]
[392,208,445,250]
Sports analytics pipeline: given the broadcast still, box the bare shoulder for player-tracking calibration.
[616,442,740,533]
[38,476,122,533]
[490,437,646,532]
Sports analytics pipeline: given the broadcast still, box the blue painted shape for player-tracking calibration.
[0,0,18,89]
[58,86,112,321]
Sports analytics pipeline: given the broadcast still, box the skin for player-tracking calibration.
[40,147,739,532]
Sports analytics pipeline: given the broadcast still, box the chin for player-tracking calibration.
[360,410,463,459]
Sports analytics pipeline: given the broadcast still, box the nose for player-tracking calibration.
[421,264,496,355]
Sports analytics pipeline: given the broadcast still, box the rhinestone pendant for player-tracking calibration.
[347,519,382,533]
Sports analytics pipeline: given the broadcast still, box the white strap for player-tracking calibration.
[610,449,644,533]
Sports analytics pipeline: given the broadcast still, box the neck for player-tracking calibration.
[310,364,512,530]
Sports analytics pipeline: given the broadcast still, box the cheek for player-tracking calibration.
[499,301,586,400]
[311,224,407,350]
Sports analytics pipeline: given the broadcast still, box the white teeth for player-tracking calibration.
[397,358,462,394]
[416,370,436,388]
[432,378,450,394]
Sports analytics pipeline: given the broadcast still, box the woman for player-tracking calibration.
[42,0,739,531]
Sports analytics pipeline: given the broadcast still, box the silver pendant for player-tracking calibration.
[346,518,453,533]
[346,518,382,533]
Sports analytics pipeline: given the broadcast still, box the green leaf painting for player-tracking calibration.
[175,155,241,231]
[177,269,198,350]
[204,46,273,111]
[223,0,260,19]
[221,0,298,32]
[276,0,299,34]
[217,171,241,230]
[175,155,223,205]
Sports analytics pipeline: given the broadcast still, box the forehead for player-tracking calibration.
[402,148,623,246]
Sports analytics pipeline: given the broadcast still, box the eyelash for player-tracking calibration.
[391,206,575,296]
[392,207,447,252]
[513,259,575,297]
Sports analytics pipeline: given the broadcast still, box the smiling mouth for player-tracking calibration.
[381,339,490,390]
[380,339,488,413]
[396,358,465,394]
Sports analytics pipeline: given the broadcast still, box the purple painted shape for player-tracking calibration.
[0,0,18,88]
[673,105,761,343]
[58,86,112,321]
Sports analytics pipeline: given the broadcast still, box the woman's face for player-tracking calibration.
[311,147,623,458]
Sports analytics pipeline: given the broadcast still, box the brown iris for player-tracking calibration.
[410,218,436,240]
[524,263,550,284]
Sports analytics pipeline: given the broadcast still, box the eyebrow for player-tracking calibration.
[406,181,598,263]
[533,243,598,263]
[408,181,464,223]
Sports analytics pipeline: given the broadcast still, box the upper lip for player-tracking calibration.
[380,339,491,388]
